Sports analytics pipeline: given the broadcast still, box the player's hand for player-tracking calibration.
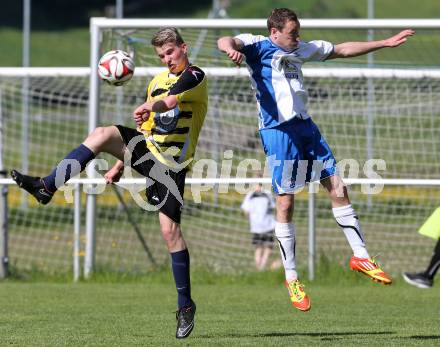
[133,112,148,127]
[226,49,244,66]
[383,29,415,47]
[133,103,150,126]
[104,166,123,184]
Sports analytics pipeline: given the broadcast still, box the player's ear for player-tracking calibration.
[181,43,188,55]
[270,27,279,38]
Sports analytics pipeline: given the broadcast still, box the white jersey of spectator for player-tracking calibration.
[241,189,276,234]
[235,34,334,129]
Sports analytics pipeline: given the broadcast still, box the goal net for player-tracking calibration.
[1,19,440,277]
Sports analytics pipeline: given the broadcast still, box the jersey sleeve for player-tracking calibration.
[168,66,205,102]
[234,33,266,61]
[301,40,334,62]
[234,33,264,46]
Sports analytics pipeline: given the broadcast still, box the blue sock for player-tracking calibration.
[42,144,95,192]
[171,249,191,308]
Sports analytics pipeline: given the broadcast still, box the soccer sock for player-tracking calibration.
[424,238,440,280]
[171,249,192,309]
[333,204,370,259]
[42,144,95,193]
[275,222,297,281]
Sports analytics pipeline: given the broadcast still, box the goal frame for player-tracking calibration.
[86,17,440,279]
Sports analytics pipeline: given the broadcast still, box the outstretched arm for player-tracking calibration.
[217,36,245,65]
[328,29,415,59]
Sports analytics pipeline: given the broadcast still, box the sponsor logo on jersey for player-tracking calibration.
[154,106,180,132]
[188,68,202,80]
[281,59,299,79]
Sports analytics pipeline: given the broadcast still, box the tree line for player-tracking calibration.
[1,0,209,29]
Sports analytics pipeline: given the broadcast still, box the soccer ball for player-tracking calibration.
[98,50,135,86]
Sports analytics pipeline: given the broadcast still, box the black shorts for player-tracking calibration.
[116,125,186,224]
[252,230,274,248]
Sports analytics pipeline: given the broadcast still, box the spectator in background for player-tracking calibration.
[241,182,276,271]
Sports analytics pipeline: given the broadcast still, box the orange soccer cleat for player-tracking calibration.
[285,279,311,311]
[349,256,392,285]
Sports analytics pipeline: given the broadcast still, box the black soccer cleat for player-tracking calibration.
[11,169,53,205]
[175,300,196,339]
[402,272,433,289]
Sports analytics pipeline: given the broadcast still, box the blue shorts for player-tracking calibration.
[259,118,337,194]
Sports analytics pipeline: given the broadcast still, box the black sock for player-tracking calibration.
[171,249,191,309]
[42,144,95,192]
[424,238,440,280]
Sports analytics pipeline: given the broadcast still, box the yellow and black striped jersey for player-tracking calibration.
[140,65,208,168]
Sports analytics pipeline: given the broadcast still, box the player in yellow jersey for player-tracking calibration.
[11,27,207,339]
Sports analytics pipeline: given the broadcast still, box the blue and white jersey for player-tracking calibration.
[235,34,334,129]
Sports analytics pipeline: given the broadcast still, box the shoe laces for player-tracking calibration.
[175,305,193,321]
[288,280,305,300]
[370,254,382,268]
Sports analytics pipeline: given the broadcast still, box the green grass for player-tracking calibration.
[0,270,439,346]
[0,28,91,66]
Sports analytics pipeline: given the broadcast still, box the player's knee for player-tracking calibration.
[277,196,293,214]
[87,126,114,148]
[91,126,109,139]
[161,225,181,245]
[329,184,347,201]
[88,127,104,143]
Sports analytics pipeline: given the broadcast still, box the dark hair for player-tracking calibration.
[267,8,299,32]
[151,27,185,47]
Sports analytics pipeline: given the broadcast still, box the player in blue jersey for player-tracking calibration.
[218,8,414,311]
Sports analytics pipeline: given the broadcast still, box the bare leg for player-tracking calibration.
[254,246,263,270]
[320,175,350,208]
[83,125,126,160]
[276,194,294,222]
[259,246,272,270]
[158,212,187,252]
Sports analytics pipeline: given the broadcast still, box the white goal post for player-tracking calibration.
[87,18,440,278]
[1,18,440,280]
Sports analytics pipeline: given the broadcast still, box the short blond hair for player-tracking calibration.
[151,27,185,47]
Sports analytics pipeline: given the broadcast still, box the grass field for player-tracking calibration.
[0,270,439,346]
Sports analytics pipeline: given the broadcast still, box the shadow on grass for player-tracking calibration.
[198,331,395,339]
[259,331,394,338]
[407,335,440,340]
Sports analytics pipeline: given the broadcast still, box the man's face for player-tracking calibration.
[271,20,300,51]
[155,42,188,74]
